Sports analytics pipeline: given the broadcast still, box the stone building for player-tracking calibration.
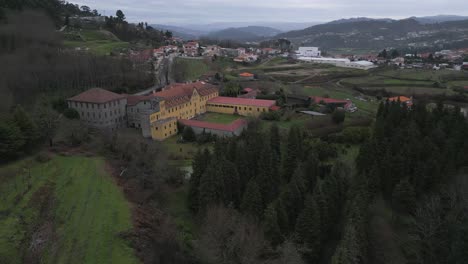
[67,88,127,131]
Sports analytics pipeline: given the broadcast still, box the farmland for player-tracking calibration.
[0,155,138,264]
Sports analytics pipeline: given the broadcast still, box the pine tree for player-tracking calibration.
[241,178,263,220]
[283,125,302,181]
[303,153,319,191]
[275,197,290,234]
[295,195,321,261]
[257,142,278,206]
[392,178,416,214]
[13,105,38,148]
[188,149,211,213]
[198,162,224,210]
[263,203,283,246]
[220,158,241,208]
[270,124,281,165]
[283,166,307,226]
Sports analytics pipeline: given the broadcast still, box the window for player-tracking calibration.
[87,112,90,117]
[257,108,260,112]
[93,113,95,118]
[249,108,252,111]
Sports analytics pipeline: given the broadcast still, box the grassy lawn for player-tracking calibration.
[62,29,129,56]
[197,112,241,124]
[172,58,210,82]
[0,156,138,264]
[303,86,379,115]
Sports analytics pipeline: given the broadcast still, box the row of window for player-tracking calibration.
[85,117,121,125]
[72,100,122,110]
[80,108,121,119]
[208,104,266,112]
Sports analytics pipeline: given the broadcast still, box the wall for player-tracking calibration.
[151,118,178,140]
[206,103,269,117]
[68,98,127,131]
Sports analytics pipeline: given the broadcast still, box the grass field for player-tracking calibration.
[62,29,129,56]
[172,58,210,82]
[0,156,138,264]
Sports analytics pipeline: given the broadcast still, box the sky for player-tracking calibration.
[73,0,468,25]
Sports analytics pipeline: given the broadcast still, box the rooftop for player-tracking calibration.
[310,96,348,105]
[208,96,276,107]
[180,118,247,132]
[239,72,254,77]
[388,96,412,102]
[68,88,126,104]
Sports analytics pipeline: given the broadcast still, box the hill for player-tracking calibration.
[151,24,201,39]
[206,26,282,41]
[412,15,468,24]
[276,18,468,50]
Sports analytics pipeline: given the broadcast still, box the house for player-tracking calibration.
[310,96,357,112]
[180,119,247,137]
[67,88,127,131]
[262,48,280,55]
[183,41,199,56]
[203,45,221,57]
[388,96,413,107]
[239,72,255,80]
[238,88,257,99]
[206,97,276,117]
[297,47,321,57]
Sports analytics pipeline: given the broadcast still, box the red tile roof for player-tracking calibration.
[243,88,253,93]
[68,88,126,104]
[388,96,411,102]
[239,72,254,77]
[310,96,348,105]
[270,105,281,111]
[153,82,218,108]
[208,96,276,107]
[180,118,247,132]
[126,95,152,106]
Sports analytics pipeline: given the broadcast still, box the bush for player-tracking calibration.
[341,127,370,144]
[35,151,51,163]
[63,108,80,119]
[182,126,196,142]
[51,98,68,113]
[260,111,281,121]
[332,109,345,124]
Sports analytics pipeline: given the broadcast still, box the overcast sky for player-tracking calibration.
[73,0,468,25]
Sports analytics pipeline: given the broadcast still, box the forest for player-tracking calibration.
[187,101,468,264]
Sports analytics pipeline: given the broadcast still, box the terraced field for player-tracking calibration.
[63,29,130,56]
[0,156,138,264]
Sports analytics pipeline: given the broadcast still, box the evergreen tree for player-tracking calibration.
[275,197,290,234]
[392,178,416,214]
[241,178,263,220]
[295,195,321,261]
[270,124,281,165]
[263,203,283,246]
[257,142,279,206]
[198,162,224,210]
[0,121,25,159]
[220,158,241,208]
[116,10,126,22]
[182,126,196,142]
[303,153,319,191]
[188,149,211,213]
[283,166,307,226]
[12,105,38,148]
[283,125,302,181]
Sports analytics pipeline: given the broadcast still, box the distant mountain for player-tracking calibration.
[411,15,468,24]
[206,26,282,41]
[276,18,468,50]
[327,17,395,25]
[150,24,201,40]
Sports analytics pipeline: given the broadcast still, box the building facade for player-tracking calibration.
[67,88,127,131]
[206,96,276,117]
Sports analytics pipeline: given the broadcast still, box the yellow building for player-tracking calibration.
[148,82,219,140]
[206,96,276,117]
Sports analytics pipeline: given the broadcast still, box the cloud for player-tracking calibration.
[73,0,468,24]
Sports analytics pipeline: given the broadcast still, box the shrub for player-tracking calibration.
[332,109,345,124]
[35,151,51,163]
[182,126,196,142]
[260,111,281,121]
[63,108,80,119]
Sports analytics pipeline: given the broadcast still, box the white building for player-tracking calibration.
[297,47,321,57]
[298,57,376,70]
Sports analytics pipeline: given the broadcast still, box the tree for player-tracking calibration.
[188,149,211,213]
[263,203,283,246]
[392,178,416,213]
[270,124,281,165]
[241,178,263,220]
[13,105,38,147]
[165,30,173,38]
[283,125,302,181]
[332,109,345,124]
[198,163,224,210]
[182,126,196,142]
[295,195,321,261]
[34,98,59,147]
[0,121,25,160]
[116,10,126,22]
[378,49,388,59]
[63,108,80,119]
[390,49,400,59]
